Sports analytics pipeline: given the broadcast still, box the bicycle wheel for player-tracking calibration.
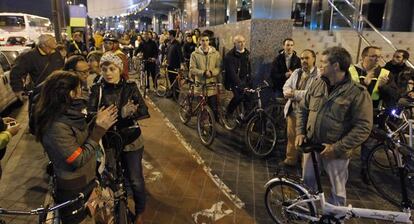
[197,106,216,146]
[265,180,316,224]
[222,104,242,131]
[245,113,277,157]
[179,95,192,124]
[367,144,414,207]
[116,199,131,224]
[155,73,168,97]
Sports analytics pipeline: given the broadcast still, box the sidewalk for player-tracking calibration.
[0,99,256,223]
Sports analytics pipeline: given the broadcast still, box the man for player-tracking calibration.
[269,38,301,96]
[182,33,197,68]
[349,46,390,108]
[63,55,91,97]
[10,34,64,100]
[384,49,410,76]
[296,46,373,206]
[103,33,129,80]
[136,31,159,90]
[224,35,252,118]
[190,32,221,117]
[280,49,319,167]
[166,30,184,99]
[68,32,88,57]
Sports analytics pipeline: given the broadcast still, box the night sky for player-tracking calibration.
[0,0,88,19]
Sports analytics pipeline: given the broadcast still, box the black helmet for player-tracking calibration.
[103,33,118,42]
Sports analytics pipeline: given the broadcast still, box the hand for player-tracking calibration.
[6,123,21,136]
[377,75,389,87]
[2,117,16,124]
[285,71,292,78]
[95,105,118,130]
[284,89,295,99]
[121,100,138,118]
[15,91,27,102]
[320,143,336,159]
[295,134,306,147]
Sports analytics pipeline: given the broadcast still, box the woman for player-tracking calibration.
[34,71,118,224]
[88,53,149,224]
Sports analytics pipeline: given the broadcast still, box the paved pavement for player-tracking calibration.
[0,85,409,224]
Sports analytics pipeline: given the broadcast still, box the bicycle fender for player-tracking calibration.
[264,177,312,197]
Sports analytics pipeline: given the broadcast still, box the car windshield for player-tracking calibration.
[0,16,25,32]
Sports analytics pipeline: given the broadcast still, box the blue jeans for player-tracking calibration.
[122,148,146,215]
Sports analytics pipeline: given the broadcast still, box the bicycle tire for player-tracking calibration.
[197,106,216,146]
[265,179,316,224]
[155,73,168,97]
[116,199,131,224]
[179,95,192,124]
[367,144,414,207]
[245,113,277,157]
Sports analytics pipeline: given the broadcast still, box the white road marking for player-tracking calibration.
[192,201,233,224]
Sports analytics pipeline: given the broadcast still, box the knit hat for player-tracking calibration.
[100,52,123,70]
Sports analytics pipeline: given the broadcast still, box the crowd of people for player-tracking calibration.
[1,24,414,223]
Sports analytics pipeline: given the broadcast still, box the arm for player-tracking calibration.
[189,53,204,77]
[296,84,312,135]
[332,90,373,158]
[87,85,100,116]
[10,53,30,92]
[224,56,241,87]
[283,69,297,97]
[45,123,102,170]
[211,53,221,77]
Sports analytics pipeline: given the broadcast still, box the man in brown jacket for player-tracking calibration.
[296,47,373,206]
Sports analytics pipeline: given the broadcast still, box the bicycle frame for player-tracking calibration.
[265,144,413,223]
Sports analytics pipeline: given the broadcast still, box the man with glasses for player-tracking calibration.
[349,46,391,184]
[10,34,64,101]
[63,55,91,98]
[189,32,222,118]
[384,49,410,76]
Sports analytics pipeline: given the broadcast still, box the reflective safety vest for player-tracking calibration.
[348,65,390,101]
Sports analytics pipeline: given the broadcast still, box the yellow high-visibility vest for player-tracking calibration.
[348,65,390,100]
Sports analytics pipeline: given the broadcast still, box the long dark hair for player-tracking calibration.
[34,70,82,141]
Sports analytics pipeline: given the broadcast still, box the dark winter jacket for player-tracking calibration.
[135,39,158,59]
[68,40,88,57]
[269,50,301,92]
[10,47,64,92]
[41,100,100,191]
[167,39,183,70]
[384,61,408,76]
[88,79,149,150]
[223,47,252,89]
[182,42,196,61]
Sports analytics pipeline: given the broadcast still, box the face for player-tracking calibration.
[283,40,294,54]
[73,33,82,42]
[319,54,335,77]
[104,41,114,51]
[75,61,90,81]
[101,63,121,84]
[59,49,67,58]
[300,51,315,71]
[200,36,209,48]
[234,36,246,51]
[186,36,192,43]
[168,33,175,41]
[89,60,100,73]
[392,52,405,65]
[363,48,381,68]
[45,37,57,50]
[143,32,149,41]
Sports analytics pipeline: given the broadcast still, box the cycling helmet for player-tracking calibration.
[103,33,119,42]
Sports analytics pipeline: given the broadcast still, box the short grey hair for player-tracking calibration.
[38,34,55,47]
[321,46,352,72]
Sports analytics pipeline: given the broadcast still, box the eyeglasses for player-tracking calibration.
[201,39,209,42]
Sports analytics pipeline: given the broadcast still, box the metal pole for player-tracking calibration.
[409,119,413,147]
[355,0,364,63]
[329,0,334,35]
[51,0,62,43]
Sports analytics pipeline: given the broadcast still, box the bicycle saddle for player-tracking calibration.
[298,142,325,153]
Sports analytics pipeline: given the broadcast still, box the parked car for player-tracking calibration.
[0,45,30,112]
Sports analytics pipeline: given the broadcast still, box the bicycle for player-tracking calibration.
[178,80,219,146]
[0,181,98,224]
[136,59,155,98]
[155,65,187,101]
[264,139,413,224]
[224,82,278,157]
[366,105,414,207]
